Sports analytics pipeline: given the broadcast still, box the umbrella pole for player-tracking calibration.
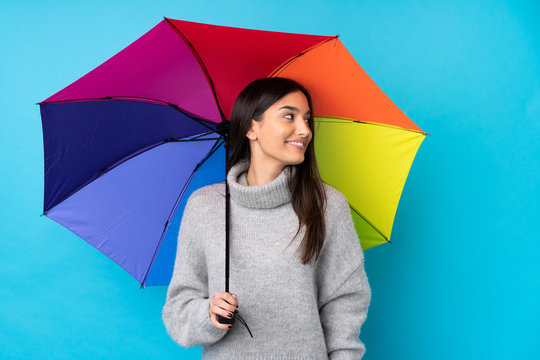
[224,139,231,294]
[216,125,254,337]
[217,133,234,325]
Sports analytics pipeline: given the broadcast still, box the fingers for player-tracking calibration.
[215,291,238,308]
[215,298,238,316]
[220,292,238,309]
[208,292,239,330]
[209,311,232,330]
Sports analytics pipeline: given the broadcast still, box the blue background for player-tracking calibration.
[1,0,539,359]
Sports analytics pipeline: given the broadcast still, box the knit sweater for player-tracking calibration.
[162,158,371,359]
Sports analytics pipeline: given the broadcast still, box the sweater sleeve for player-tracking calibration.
[162,192,228,347]
[316,189,372,360]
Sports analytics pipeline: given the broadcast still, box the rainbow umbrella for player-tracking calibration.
[38,17,427,289]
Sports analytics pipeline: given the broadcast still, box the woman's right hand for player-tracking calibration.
[209,292,238,329]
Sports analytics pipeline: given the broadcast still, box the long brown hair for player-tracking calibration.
[227,77,327,265]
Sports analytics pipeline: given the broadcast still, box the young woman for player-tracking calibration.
[162,77,371,359]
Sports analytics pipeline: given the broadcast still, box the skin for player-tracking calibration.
[245,90,313,186]
[208,90,313,330]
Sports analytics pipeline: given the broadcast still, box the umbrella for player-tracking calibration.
[37,17,427,294]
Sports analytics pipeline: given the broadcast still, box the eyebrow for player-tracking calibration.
[278,105,311,115]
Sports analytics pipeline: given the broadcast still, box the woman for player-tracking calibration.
[162,77,371,359]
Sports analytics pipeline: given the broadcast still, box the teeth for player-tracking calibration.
[287,142,304,147]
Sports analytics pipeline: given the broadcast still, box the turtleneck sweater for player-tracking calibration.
[162,158,371,359]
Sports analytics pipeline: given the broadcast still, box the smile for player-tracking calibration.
[286,141,305,149]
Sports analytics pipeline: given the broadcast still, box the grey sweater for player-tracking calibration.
[162,158,371,359]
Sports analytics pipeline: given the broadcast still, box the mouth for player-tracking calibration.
[285,141,305,150]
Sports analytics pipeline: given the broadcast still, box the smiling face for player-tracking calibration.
[246,90,313,170]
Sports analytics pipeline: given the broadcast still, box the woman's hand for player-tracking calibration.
[208,292,238,329]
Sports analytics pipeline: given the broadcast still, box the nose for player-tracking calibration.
[296,118,311,138]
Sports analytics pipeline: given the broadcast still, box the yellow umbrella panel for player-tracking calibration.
[314,117,425,250]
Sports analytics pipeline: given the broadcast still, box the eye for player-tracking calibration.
[284,114,294,120]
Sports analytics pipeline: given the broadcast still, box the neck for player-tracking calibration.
[227,157,293,209]
[245,156,285,186]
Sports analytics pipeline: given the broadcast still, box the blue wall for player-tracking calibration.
[1,0,538,359]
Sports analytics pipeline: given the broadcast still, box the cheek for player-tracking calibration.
[267,127,288,145]
[257,123,292,149]
[258,131,284,151]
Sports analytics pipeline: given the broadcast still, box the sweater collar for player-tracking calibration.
[227,158,293,209]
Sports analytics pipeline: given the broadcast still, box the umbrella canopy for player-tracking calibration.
[38,17,427,288]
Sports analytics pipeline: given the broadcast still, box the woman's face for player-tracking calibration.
[246,90,313,168]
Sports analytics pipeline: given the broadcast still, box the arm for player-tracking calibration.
[162,193,227,347]
[317,190,372,359]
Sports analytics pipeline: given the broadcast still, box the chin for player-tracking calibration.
[285,157,305,166]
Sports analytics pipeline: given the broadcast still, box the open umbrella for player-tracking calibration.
[38,17,427,294]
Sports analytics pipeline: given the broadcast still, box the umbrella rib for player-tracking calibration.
[348,204,391,244]
[164,17,227,123]
[185,130,218,140]
[140,137,225,288]
[268,35,339,78]
[37,96,220,134]
[315,117,430,136]
[41,135,222,217]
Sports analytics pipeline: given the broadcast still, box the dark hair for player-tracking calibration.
[227,77,327,265]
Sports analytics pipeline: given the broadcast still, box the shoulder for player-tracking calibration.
[322,182,348,206]
[318,183,364,264]
[188,182,225,201]
[320,182,363,250]
[182,182,226,215]
[321,182,351,223]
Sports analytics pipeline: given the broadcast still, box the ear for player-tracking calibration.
[246,119,258,140]
[246,131,257,140]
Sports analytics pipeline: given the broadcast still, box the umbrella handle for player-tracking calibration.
[217,314,236,324]
[217,313,253,338]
